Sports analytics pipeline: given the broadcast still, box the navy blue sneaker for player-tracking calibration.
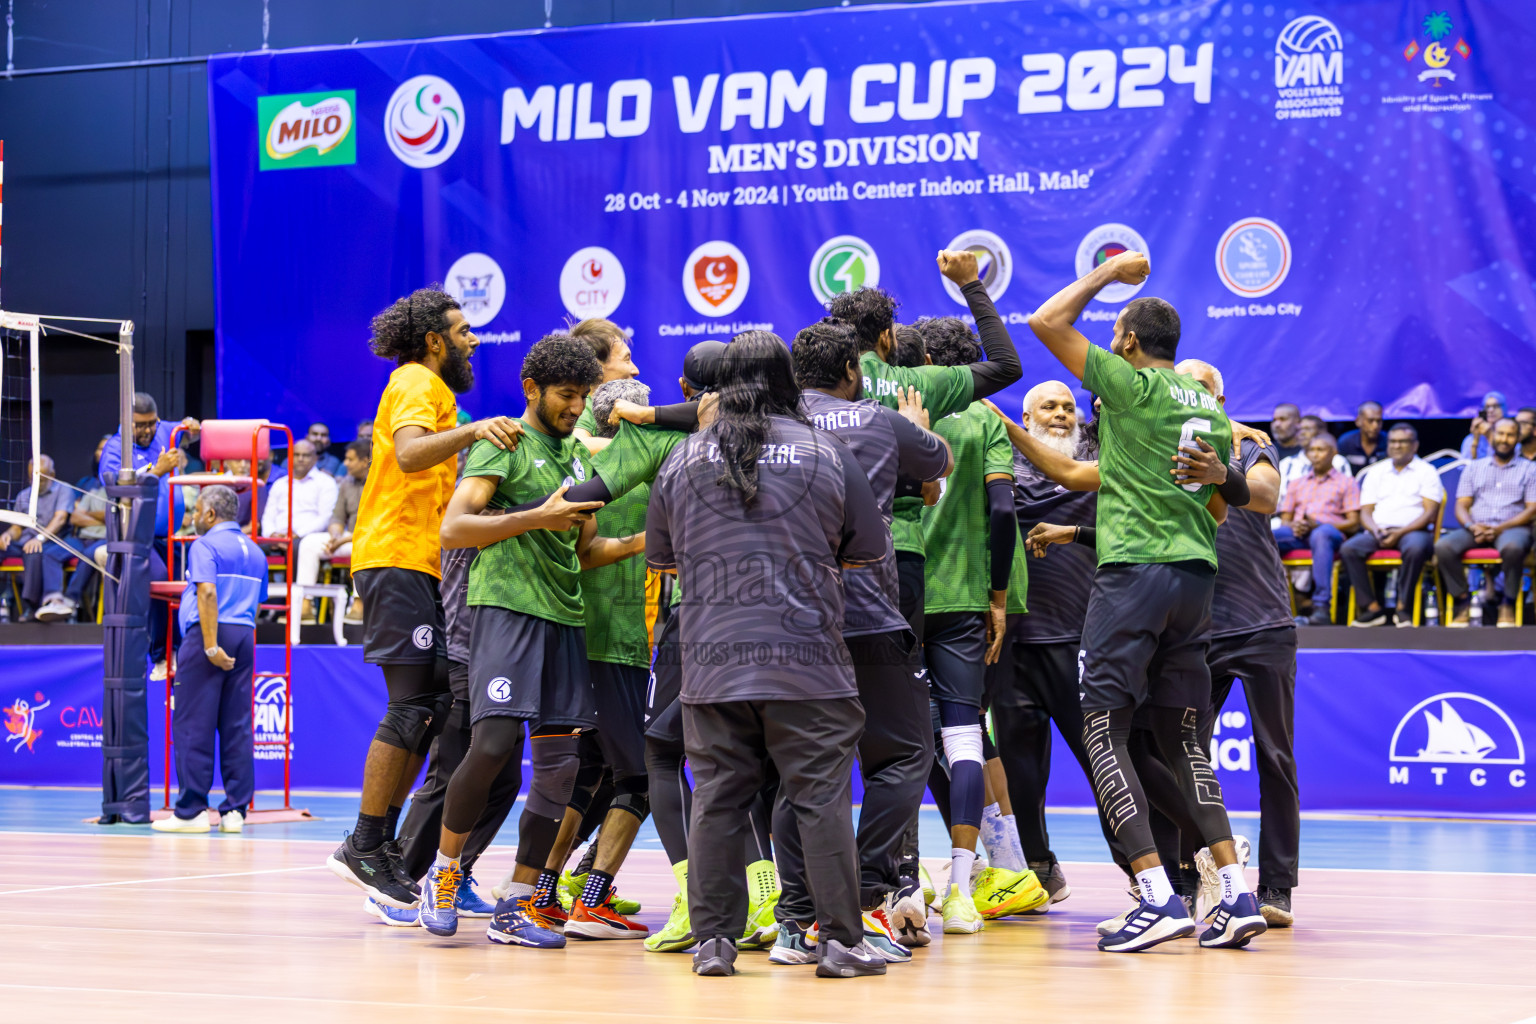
[364,897,420,927]
[455,874,495,918]
[1097,895,1196,952]
[1200,891,1268,948]
[486,895,567,949]
[419,863,463,937]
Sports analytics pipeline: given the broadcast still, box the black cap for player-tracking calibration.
[681,340,728,392]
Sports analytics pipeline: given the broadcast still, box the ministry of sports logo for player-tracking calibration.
[412,625,435,650]
[1403,12,1473,88]
[809,236,880,306]
[1388,692,1527,789]
[1215,218,1292,298]
[258,91,355,171]
[942,229,1011,306]
[1273,15,1344,120]
[385,75,464,169]
[683,241,750,318]
[487,677,512,703]
[1075,224,1148,304]
[444,253,505,327]
[559,246,626,320]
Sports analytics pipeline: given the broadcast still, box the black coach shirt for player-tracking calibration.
[440,545,473,665]
[646,415,889,704]
[1013,449,1098,645]
[1212,442,1294,638]
[800,389,949,638]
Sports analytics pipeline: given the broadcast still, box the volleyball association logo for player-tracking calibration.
[809,236,880,306]
[385,75,465,169]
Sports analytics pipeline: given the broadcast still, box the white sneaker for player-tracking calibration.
[220,810,245,833]
[35,597,76,623]
[150,660,169,682]
[1195,835,1252,922]
[152,810,212,833]
[1097,888,1140,936]
[491,868,517,901]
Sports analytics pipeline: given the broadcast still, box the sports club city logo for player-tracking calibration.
[1388,692,1527,789]
[258,91,356,171]
[1215,218,1292,298]
[941,229,1012,306]
[1403,11,1472,88]
[683,241,750,318]
[1273,15,1344,120]
[1075,224,1149,304]
[444,253,506,328]
[809,236,880,306]
[4,691,49,753]
[385,75,464,169]
[559,246,627,321]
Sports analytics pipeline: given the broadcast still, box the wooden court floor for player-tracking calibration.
[2,833,1533,1024]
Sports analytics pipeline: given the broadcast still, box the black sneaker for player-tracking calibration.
[327,835,420,909]
[1351,607,1389,628]
[1299,606,1332,626]
[693,936,738,976]
[1025,858,1071,912]
[815,938,887,978]
[1257,886,1294,927]
[381,838,421,897]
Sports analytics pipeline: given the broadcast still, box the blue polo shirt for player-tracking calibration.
[98,422,186,537]
[179,521,269,633]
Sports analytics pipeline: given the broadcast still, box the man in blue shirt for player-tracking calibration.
[153,485,269,834]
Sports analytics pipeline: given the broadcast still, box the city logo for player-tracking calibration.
[1403,11,1472,88]
[487,677,512,703]
[1273,15,1344,120]
[683,241,750,318]
[258,91,356,171]
[559,246,627,321]
[942,229,1012,306]
[809,236,881,306]
[1075,224,1149,304]
[444,253,506,327]
[253,676,288,760]
[412,625,435,650]
[4,691,48,753]
[1388,692,1527,789]
[1215,217,1293,298]
[385,75,464,169]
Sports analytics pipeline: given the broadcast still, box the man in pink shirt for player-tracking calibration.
[1272,433,1361,624]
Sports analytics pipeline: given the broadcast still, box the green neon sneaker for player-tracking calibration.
[740,858,780,950]
[644,860,695,953]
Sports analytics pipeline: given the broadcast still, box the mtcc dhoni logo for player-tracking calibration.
[809,236,881,305]
[386,76,465,168]
[1388,692,1526,789]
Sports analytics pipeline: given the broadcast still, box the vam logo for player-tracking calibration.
[1273,15,1344,120]
[386,76,465,169]
[444,253,506,327]
[809,236,880,306]
[559,246,626,320]
[253,676,289,761]
[259,91,356,170]
[1388,692,1526,788]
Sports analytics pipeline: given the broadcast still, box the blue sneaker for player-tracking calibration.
[1097,895,1195,952]
[364,897,420,928]
[768,920,818,965]
[419,863,463,937]
[455,875,495,918]
[486,895,567,949]
[1200,891,1268,948]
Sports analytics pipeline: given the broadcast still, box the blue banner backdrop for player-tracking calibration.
[207,1,1536,429]
[4,646,1532,819]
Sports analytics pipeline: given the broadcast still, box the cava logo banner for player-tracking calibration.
[208,0,1536,430]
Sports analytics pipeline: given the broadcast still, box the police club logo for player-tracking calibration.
[1403,11,1472,88]
[1389,692,1527,790]
[1273,15,1344,121]
[809,236,880,306]
[1075,224,1148,304]
[942,229,1012,306]
[1215,218,1292,299]
[683,241,750,318]
[385,75,465,169]
[444,253,505,327]
[559,246,626,321]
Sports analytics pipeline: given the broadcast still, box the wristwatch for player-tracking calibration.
[205,647,221,659]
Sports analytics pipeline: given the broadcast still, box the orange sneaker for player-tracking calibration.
[566,897,649,940]
[529,900,568,933]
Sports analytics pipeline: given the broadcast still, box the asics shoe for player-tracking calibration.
[486,895,567,949]
[1200,891,1268,949]
[1258,885,1294,928]
[768,920,818,965]
[940,884,984,935]
[693,937,737,977]
[567,897,649,940]
[861,909,911,963]
[973,866,1049,919]
[418,862,463,937]
[815,938,887,978]
[887,877,931,948]
[1195,835,1252,922]
[1098,895,1196,952]
[645,892,696,953]
[455,874,496,918]
[364,896,420,927]
[327,835,419,909]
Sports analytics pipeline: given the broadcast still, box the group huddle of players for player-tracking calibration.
[323,245,1301,977]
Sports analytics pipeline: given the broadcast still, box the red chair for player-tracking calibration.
[1280,549,1339,621]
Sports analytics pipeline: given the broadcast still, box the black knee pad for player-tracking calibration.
[610,773,650,822]
[526,733,581,819]
[412,689,454,757]
[375,690,447,752]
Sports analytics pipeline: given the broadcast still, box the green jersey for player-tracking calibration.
[575,405,599,436]
[921,403,1021,613]
[593,421,690,609]
[859,350,974,557]
[464,426,594,626]
[1005,522,1029,615]
[1083,344,1231,569]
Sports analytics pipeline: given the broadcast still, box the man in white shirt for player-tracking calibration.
[1340,424,1443,627]
[260,440,338,544]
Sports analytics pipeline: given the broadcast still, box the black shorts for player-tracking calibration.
[1080,561,1215,712]
[468,605,595,729]
[354,567,447,665]
[644,608,683,745]
[924,611,987,709]
[590,660,649,779]
[896,551,926,642]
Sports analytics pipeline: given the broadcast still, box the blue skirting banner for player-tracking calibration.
[2,645,1532,819]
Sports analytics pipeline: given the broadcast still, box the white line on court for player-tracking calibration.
[0,864,324,895]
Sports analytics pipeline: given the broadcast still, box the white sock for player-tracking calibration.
[1135,866,1174,906]
[434,850,461,874]
[951,847,977,897]
[501,880,534,900]
[1002,814,1028,873]
[980,803,1024,871]
[1217,863,1245,904]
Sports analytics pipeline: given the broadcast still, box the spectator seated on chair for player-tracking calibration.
[1273,433,1361,625]
[260,440,338,552]
[272,422,345,482]
[1277,413,1352,506]
[1436,418,1536,628]
[1270,402,1302,461]
[1338,401,1387,472]
[1340,424,1443,628]
[297,437,369,624]
[1459,391,1506,462]
[1,456,76,622]
[1517,406,1536,463]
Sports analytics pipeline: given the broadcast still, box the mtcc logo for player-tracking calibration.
[809,236,880,305]
[1389,692,1526,789]
[386,75,465,168]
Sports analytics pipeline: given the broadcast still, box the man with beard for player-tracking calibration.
[326,287,524,909]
